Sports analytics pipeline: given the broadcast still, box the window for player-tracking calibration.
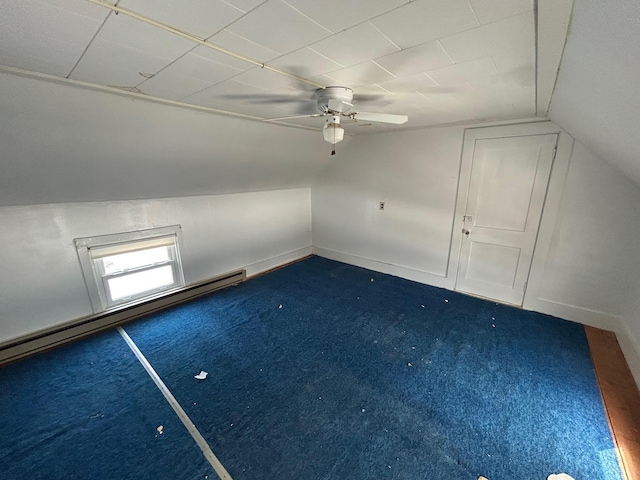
[75,226,185,312]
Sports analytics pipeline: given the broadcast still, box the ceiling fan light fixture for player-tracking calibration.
[323,124,344,144]
[323,115,344,144]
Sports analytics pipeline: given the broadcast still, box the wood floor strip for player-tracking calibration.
[585,326,640,480]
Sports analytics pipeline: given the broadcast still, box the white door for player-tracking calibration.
[455,134,558,305]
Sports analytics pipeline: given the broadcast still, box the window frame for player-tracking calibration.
[75,225,185,313]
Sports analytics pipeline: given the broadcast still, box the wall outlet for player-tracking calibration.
[379,202,385,210]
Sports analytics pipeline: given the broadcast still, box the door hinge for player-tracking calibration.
[523,281,528,293]
[552,145,558,161]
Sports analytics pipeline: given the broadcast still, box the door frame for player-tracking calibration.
[446,121,574,306]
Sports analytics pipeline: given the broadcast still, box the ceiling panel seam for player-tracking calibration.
[370,60,398,79]
[538,0,575,117]
[217,0,247,15]
[368,21,402,51]
[86,0,326,89]
[311,1,414,36]
[66,8,114,79]
[281,0,334,35]
[132,1,266,90]
[465,0,482,25]
[436,39,456,65]
[205,1,273,39]
[305,46,345,69]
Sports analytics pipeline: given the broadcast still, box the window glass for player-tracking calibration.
[107,265,175,301]
[102,246,170,274]
[75,226,185,312]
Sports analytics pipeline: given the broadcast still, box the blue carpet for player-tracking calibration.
[0,330,212,480]
[123,256,622,480]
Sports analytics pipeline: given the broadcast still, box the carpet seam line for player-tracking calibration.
[117,326,233,480]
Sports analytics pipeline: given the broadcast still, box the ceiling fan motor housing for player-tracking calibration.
[316,86,354,113]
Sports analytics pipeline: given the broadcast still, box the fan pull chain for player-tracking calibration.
[331,125,337,155]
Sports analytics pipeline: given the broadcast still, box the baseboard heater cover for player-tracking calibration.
[0,269,246,366]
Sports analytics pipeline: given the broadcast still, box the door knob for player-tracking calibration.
[462,228,470,236]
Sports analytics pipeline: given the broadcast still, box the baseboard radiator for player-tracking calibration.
[0,269,246,366]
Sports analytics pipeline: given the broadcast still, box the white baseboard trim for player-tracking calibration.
[314,247,628,332]
[617,323,640,390]
[522,297,625,333]
[245,246,313,277]
[312,246,453,289]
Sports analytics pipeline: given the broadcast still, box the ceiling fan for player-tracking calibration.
[263,86,409,155]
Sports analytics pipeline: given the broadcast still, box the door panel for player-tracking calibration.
[474,144,540,231]
[466,242,521,287]
[455,134,558,305]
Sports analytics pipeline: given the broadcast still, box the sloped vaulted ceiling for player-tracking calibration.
[549,0,640,187]
[0,0,537,133]
[0,0,549,206]
[0,0,584,206]
[0,72,337,206]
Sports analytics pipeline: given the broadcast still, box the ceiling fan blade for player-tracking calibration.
[353,112,408,124]
[262,113,324,122]
[219,94,306,105]
[285,66,318,91]
[353,93,384,102]
[327,98,353,113]
[293,103,319,114]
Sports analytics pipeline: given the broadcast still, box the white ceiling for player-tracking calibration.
[0,72,337,206]
[0,0,538,134]
[548,0,640,189]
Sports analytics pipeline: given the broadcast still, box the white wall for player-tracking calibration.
[0,188,311,343]
[544,0,640,385]
[312,127,465,288]
[312,122,640,384]
[621,283,640,389]
[525,142,640,330]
